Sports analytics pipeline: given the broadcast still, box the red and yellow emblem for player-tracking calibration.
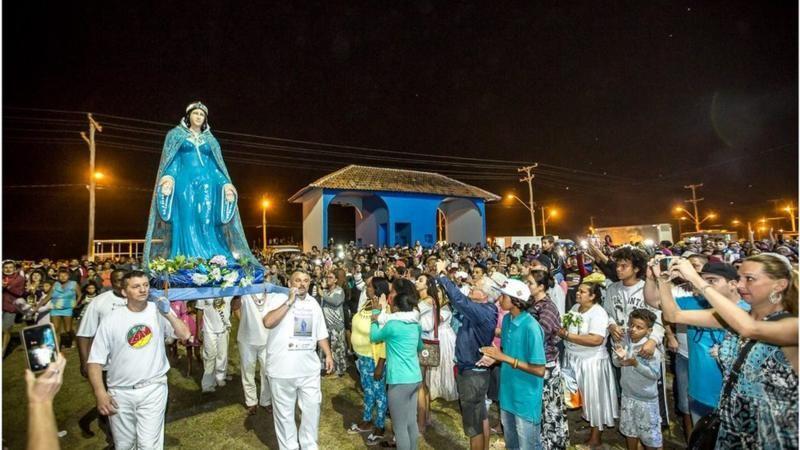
[127,324,153,349]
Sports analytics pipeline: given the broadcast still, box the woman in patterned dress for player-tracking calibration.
[660,254,798,449]
[320,271,348,376]
[527,269,569,450]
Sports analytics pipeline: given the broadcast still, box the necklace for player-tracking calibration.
[253,293,266,311]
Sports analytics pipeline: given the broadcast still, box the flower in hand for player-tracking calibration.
[479,346,505,363]
[614,345,637,366]
[475,355,496,367]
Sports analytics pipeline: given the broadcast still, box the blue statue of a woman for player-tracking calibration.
[143,102,259,269]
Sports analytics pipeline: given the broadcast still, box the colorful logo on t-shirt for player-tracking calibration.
[126,324,153,349]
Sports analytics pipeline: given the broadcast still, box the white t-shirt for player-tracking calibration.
[671,285,692,358]
[548,285,566,317]
[196,297,232,334]
[564,303,609,358]
[238,293,270,346]
[87,303,174,388]
[76,290,128,338]
[264,293,329,379]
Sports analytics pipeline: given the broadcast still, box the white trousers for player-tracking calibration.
[238,342,271,407]
[269,375,321,450]
[201,329,229,391]
[108,382,168,450]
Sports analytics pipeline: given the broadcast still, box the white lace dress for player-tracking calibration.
[421,304,458,401]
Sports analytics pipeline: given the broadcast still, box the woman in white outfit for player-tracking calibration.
[558,282,618,448]
[426,288,457,402]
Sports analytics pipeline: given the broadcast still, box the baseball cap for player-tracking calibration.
[489,272,508,288]
[494,278,531,301]
[700,262,738,281]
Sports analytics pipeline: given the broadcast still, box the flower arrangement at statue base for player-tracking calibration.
[147,255,267,301]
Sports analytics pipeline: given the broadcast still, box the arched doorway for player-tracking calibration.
[438,197,484,245]
[328,192,389,247]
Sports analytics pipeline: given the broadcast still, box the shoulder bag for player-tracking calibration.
[688,311,790,449]
[419,297,440,367]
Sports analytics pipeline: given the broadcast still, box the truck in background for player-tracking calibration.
[492,235,559,249]
[592,223,673,246]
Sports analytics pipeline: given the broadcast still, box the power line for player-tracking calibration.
[7,106,635,180]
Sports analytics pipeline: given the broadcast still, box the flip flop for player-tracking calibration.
[347,423,372,434]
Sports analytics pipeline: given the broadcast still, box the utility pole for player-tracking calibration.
[683,183,704,232]
[541,206,547,236]
[81,114,102,261]
[517,164,538,236]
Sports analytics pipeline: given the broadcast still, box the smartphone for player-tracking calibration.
[21,324,58,373]
[659,257,673,272]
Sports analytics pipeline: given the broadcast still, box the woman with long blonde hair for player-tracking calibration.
[657,253,797,449]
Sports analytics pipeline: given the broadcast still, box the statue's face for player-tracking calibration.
[190,109,206,128]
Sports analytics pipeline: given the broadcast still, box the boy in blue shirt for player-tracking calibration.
[479,279,546,450]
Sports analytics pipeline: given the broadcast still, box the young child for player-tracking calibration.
[74,281,99,322]
[613,308,662,450]
[182,301,202,375]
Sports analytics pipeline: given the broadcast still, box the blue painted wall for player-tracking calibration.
[321,189,486,248]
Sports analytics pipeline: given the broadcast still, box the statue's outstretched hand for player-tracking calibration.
[223,184,237,203]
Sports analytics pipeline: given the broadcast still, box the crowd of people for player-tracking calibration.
[4,231,799,450]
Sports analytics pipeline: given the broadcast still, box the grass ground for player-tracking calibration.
[2,320,688,449]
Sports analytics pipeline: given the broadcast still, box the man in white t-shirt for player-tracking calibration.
[263,270,333,450]
[238,291,273,415]
[196,296,233,393]
[87,270,190,450]
[75,268,127,442]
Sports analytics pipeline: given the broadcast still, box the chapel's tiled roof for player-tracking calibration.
[288,165,500,202]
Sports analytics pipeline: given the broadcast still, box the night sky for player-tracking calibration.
[3,2,797,259]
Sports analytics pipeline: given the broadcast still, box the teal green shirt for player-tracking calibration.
[498,311,546,424]
[370,320,423,385]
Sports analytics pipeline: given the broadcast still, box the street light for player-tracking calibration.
[261,197,271,254]
[675,206,717,231]
[506,193,537,236]
[677,216,688,235]
[784,205,797,232]
[541,206,557,235]
[94,171,105,180]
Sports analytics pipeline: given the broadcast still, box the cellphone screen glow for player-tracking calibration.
[24,326,57,372]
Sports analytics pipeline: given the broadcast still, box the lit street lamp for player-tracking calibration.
[261,197,271,254]
[541,206,557,235]
[675,206,717,232]
[677,216,688,235]
[784,205,797,232]
[506,194,537,236]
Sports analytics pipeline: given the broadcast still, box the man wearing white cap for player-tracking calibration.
[479,279,547,450]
